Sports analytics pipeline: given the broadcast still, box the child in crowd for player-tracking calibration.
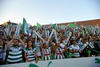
[41,43,50,60]
[55,43,64,59]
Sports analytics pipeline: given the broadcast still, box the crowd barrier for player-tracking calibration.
[1,56,100,67]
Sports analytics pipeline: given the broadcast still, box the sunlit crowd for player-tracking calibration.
[0,22,100,65]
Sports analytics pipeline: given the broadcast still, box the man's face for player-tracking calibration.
[13,40,18,46]
[73,41,77,45]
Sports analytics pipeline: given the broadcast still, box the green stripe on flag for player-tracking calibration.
[37,22,42,29]
[83,30,85,36]
[77,24,79,29]
[22,18,27,34]
[68,24,75,28]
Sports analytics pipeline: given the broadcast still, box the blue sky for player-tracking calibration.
[0,0,100,25]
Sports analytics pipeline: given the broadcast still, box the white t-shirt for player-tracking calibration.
[69,45,80,50]
[60,43,65,48]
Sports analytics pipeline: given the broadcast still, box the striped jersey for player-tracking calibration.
[24,47,36,61]
[42,48,50,60]
[55,48,64,59]
[7,44,23,63]
[69,44,80,57]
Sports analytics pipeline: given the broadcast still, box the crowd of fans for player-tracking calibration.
[0,22,100,65]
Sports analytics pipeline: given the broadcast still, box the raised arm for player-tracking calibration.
[7,35,15,49]
[35,50,38,63]
[18,35,25,48]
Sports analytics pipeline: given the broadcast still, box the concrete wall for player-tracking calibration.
[58,19,100,27]
[1,57,100,67]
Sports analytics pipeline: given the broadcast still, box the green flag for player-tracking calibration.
[68,24,72,27]
[37,22,42,29]
[83,30,85,36]
[68,24,75,28]
[74,22,76,28]
[29,63,38,67]
[77,24,79,29]
[47,61,52,67]
[26,23,31,36]
[22,18,27,34]
[86,26,90,32]
[95,58,100,63]
[87,50,91,56]
[61,25,66,29]
[50,54,55,60]
[68,52,72,57]
[53,23,58,28]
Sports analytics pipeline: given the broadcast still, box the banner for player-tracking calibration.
[22,18,27,34]
[68,24,75,28]
[22,18,31,35]
[82,30,85,36]
[61,25,66,29]
[77,24,79,29]
[37,22,42,29]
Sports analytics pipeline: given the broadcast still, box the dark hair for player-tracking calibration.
[70,40,76,44]
[27,40,33,48]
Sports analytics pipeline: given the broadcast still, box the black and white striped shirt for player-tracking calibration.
[7,44,23,63]
[24,47,36,61]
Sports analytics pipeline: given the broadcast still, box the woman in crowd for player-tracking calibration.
[24,40,38,63]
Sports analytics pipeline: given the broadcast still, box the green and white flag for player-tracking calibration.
[82,30,85,36]
[22,18,27,34]
[25,23,31,36]
[37,22,42,29]
[77,24,80,29]
[74,22,76,28]
[86,26,90,32]
[61,25,66,29]
[15,24,21,36]
[68,24,75,28]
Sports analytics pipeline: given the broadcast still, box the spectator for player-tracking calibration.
[0,39,5,64]
[7,35,25,64]
[55,43,64,59]
[24,40,38,63]
[69,40,80,58]
[63,46,68,58]
[41,43,50,60]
